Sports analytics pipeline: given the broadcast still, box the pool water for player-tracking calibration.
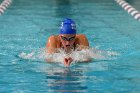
[125,0,140,11]
[0,0,140,93]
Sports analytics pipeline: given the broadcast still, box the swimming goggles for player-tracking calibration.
[61,36,75,41]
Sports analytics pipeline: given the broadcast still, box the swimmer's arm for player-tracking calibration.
[77,34,89,46]
[46,36,58,62]
[75,34,92,62]
[76,34,90,50]
[46,36,57,54]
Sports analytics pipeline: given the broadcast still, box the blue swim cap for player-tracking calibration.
[59,18,76,34]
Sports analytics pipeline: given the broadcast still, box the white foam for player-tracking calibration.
[19,47,120,65]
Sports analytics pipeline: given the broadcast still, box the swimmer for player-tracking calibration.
[46,18,90,67]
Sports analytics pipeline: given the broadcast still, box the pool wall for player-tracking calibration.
[0,0,12,15]
[115,0,140,21]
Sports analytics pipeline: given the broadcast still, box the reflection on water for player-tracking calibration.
[46,67,88,93]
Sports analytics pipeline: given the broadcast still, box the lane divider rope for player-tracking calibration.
[115,0,140,21]
[0,0,12,16]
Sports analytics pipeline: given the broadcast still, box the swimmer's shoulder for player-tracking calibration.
[48,35,59,41]
[75,34,89,47]
[46,35,61,48]
[76,34,87,38]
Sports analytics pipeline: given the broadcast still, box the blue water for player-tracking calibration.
[0,0,140,93]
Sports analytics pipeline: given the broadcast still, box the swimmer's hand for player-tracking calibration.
[64,57,73,67]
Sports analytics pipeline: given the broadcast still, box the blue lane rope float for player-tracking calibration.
[115,0,140,21]
[0,0,12,15]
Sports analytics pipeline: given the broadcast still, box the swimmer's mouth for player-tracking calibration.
[66,45,70,47]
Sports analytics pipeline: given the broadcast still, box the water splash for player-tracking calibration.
[19,47,120,64]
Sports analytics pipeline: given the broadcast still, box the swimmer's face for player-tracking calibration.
[59,34,76,51]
